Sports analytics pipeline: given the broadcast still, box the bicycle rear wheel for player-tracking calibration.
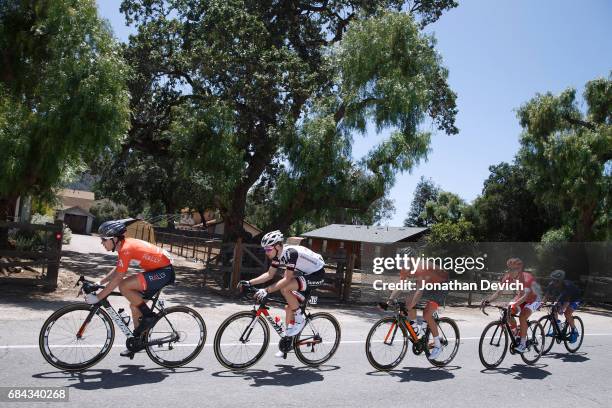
[213,311,270,370]
[145,306,206,368]
[538,315,555,355]
[426,317,460,367]
[520,320,544,365]
[365,317,408,371]
[39,304,114,371]
[294,312,341,366]
[563,316,584,353]
[478,321,508,369]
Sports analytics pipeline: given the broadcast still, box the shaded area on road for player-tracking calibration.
[366,365,459,382]
[212,364,340,387]
[32,364,203,390]
[480,363,551,380]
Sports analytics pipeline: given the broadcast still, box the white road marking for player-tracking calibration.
[2,333,612,349]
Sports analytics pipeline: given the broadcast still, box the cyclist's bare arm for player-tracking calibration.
[388,268,411,302]
[97,272,123,299]
[408,289,423,309]
[99,267,117,285]
[249,266,277,286]
[485,289,502,303]
[265,269,295,294]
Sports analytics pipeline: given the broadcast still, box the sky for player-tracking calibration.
[96,0,612,226]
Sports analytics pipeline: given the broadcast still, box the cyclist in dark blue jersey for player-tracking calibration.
[543,269,582,343]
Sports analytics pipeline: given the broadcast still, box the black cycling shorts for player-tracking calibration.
[138,265,175,296]
[292,268,325,303]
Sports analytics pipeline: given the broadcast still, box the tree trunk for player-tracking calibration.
[574,202,596,241]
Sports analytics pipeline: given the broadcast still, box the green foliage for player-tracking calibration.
[404,176,440,227]
[90,201,129,229]
[540,226,573,243]
[0,0,130,210]
[100,1,458,239]
[517,74,612,241]
[470,162,554,241]
[427,219,475,243]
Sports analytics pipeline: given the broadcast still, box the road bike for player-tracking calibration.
[478,303,544,369]
[213,285,341,370]
[538,303,584,354]
[39,276,206,370]
[365,299,460,371]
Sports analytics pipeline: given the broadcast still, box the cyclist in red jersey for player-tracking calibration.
[83,219,175,356]
[482,258,542,353]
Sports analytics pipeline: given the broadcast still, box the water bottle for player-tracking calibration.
[118,308,131,326]
[274,315,283,328]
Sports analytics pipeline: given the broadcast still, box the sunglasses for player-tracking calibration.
[101,238,112,243]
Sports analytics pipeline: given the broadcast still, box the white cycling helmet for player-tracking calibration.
[261,230,284,248]
[550,269,566,280]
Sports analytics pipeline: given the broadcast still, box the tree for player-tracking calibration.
[404,176,440,226]
[470,162,554,241]
[113,0,458,240]
[516,74,612,241]
[0,0,130,219]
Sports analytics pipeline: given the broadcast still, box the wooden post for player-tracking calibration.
[230,238,243,290]
[45,220,63,289]
[342,253,356,301]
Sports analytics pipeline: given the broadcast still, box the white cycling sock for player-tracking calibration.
[434,336,441,347]
[520,337,527,346]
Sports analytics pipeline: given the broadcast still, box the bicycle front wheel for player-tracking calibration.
[479,321,508,369]
[538,315,555,355]
[426,317,460,367]
[213,311,270,370]
[145,306,206,368]
[39,304,115,371]
[520,320,545,365]
[365,317,408,371]
[294,312,341,366]
[563,316,584,353]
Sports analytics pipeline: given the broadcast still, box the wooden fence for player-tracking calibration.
[141,225,356,301]
[0,220,63,288]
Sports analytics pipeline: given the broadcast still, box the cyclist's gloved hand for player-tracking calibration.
[255,288,268,301]
[238,280,251,288]
[85,293,100,304]
[377,302,389,311]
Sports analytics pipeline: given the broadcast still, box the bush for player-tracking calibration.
[90,201,130,230]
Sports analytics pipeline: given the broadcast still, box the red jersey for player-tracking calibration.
[501,271,540,304]
[115,238,171,273]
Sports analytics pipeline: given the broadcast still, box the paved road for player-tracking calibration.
[1,287,611,408]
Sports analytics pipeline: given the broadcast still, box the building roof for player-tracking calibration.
[301,224,429,244]
[57,189,95,211]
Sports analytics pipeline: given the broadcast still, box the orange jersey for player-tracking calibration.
[116,238,171,273]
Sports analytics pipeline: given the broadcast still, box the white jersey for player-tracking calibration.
[271,245,325,275]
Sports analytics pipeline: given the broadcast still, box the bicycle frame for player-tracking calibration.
[76,290,175,347]
[239,289,322,349]
[543,305,571,340]
[382,305,438,356]
[486,306,522,349]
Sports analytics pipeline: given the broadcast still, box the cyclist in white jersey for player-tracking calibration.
[241,230,325,342]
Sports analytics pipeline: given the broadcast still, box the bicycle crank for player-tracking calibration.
[279,336,293,358]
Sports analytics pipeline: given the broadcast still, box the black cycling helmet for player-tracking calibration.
[98,219,135,239]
